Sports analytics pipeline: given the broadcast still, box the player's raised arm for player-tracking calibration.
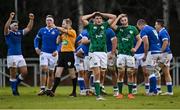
[100,12,116,25]
[111,14,126,30]
[56,18,76,37]
[81,12,96,26]
[56,35,61,44]
[4,12,15,36]
[24,13,34,35]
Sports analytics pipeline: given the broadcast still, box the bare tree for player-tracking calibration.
[174,0,180,22]
[77,0,83,33]
[163,0,169,28]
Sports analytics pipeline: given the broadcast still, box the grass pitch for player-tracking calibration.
[0,86,180,109]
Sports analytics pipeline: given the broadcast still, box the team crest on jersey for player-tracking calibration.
[15,32,21,35]
[44,31,46,34]
[68,62,71,66]
[51,31,55,35]
[129,30,133,34]
[120,29,123,32]
[100,26,104,29]
[93,26,97,30]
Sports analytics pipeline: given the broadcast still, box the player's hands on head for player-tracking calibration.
[118,14,126,19]
[29,13,34,20]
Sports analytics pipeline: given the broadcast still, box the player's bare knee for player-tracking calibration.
[127,68,134,77]
[107,66,116,72]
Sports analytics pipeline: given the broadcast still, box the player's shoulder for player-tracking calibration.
[38,27,47,32]
[106,28,114,32]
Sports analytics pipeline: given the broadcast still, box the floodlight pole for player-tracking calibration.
[15,0,18,20]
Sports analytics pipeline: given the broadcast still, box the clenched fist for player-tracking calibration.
[29,13,34,20]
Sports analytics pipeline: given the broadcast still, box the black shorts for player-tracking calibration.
[57,52,75,68]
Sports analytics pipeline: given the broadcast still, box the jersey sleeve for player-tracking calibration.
[19,30,24,36]
[140,29,147,39]
[160,31,169,42]
[34,29,42,49]
[103,21,110,29]
[133,26,139,36]
[67,29,76,38]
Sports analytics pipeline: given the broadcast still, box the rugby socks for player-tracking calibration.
[113,86,118,92]
[78,77,86,92]
[128,82,133,94]
[40,86,46,91]
[72,77,77,94]
[157,85,161,92]
[10,79,18,95]
[90,74,94,88]
[16,74,24,85]
[166,82,173,93]
[149,74,157,94]
[51,77,61,93]
[145,83,150,94]
[133,83,137,91]
[117,82,123,94]
[94,80,100,96]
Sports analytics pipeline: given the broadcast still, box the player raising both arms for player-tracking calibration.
[4,12,34,96]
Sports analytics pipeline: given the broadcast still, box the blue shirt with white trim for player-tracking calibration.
[75,29,89,57]
[134,38,144,54]
[106,28,116,52]
[158,28,171,53]
[5,30,24,56]
[140,25,161,53]
[34,27,60,53]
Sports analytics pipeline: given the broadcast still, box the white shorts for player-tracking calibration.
[84,56,90,71]
[40,52,58,70]
[107,52,116,67]
[7,55,26,68]
[74,55,85,72]
[160,53,172,67]
[151,53,162,67]
[89,52,107,69]
[116,54,135,68]
[141,52,153,67]
[134,53,144,69]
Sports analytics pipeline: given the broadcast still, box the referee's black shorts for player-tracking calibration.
[57,52,75,68]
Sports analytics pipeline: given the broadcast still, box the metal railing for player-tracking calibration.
[0,57,180,87]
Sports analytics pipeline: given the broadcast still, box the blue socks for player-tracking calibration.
[166,82,173,93]
[16,74,23,85]
[149,73,157,94]
[78,77,86,91]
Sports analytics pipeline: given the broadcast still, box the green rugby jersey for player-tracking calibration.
[115,25,139,56]
[86,22,109,52]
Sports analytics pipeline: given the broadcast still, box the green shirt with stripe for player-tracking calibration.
[115,25,139,56]
[86,22,109,52]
